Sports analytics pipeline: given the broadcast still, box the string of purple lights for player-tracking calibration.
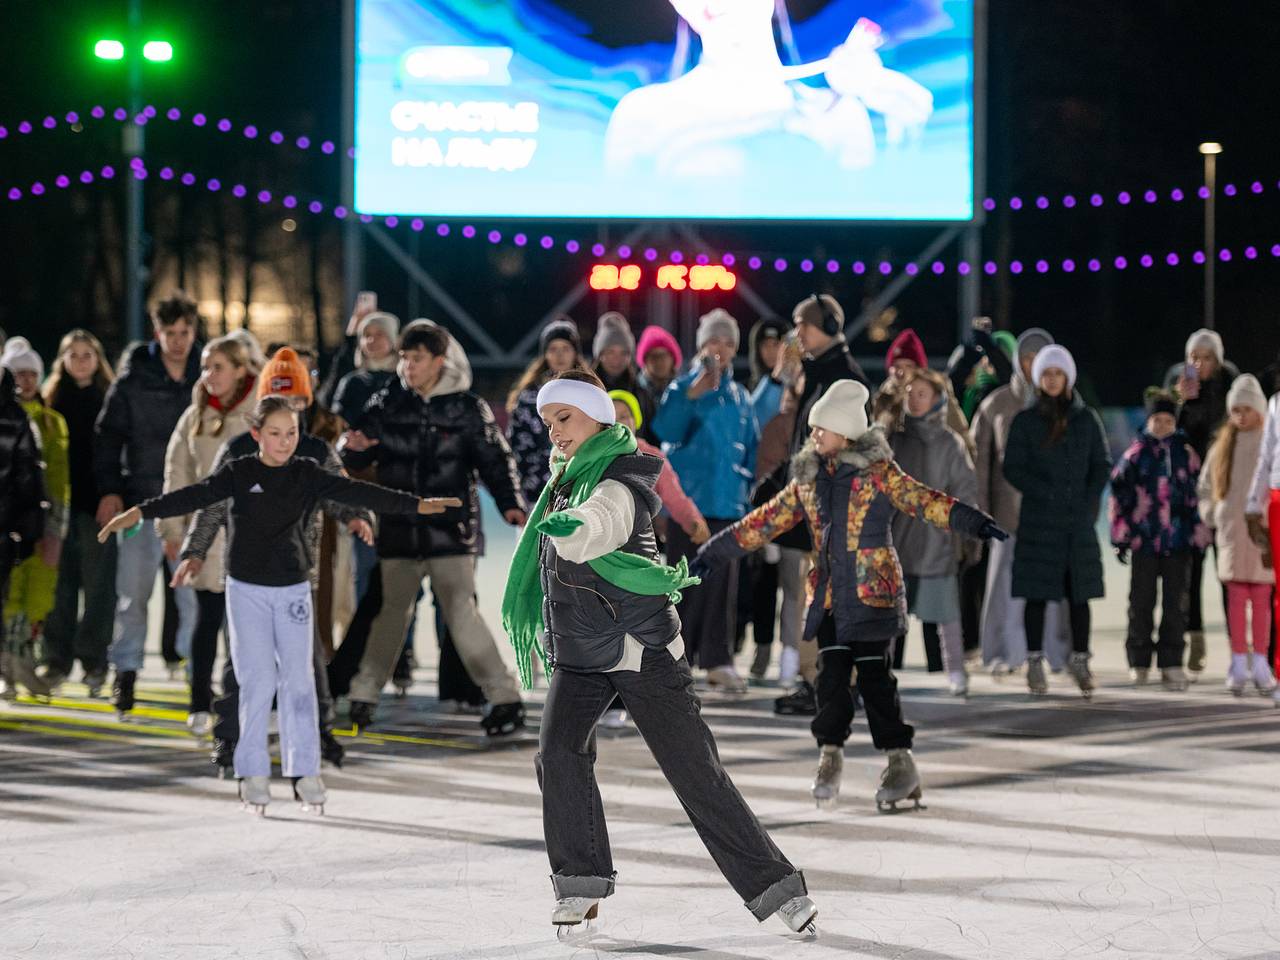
[7,159,1279,278]
[1,104,1277,212]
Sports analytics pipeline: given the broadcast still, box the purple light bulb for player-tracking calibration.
[852,261,866,274]
[411,219,424,232]
[514,233,528,247]
[617,244,631,258]
[749,256,763,270]
[774,258,788,272]
[800,259,814,273]
[566,239,579,253]
[217,118,232,132]
[722,253,736,267]
[540,236,554,250]
[436,224,450,237]
[591,242,605,256]
[244,125,258,138]
[489,230,504,244]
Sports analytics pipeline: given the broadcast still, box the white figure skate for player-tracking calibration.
[1068,652,1094,700]
[776,895,819,937]
[292,776,327,815]
[552,898,599,940]
[239,776,270,816]
[811,746,842,810]
[876,748,925,813]
[1225,654,1248,696]
[1250,653,1277,694]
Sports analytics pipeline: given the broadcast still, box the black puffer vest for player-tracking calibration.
[539,453,681,672]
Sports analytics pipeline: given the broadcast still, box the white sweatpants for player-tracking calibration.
[225,577,319,779]
[981,536,1071,670]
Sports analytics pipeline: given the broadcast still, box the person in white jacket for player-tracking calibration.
[1199,375,1274,694]
[161,335,259,734]
[1245,381,1280,704]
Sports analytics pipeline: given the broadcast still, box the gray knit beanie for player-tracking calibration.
[696,308,740,350]
[592,312,635,358]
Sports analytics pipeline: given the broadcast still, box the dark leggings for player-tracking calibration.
[190,589,226,713]
[1025,601,1091,654]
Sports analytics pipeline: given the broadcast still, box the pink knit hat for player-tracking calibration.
[886,328,927,370]
[636,325,683,370]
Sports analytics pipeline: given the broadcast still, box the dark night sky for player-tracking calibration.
[1,0,1277,403]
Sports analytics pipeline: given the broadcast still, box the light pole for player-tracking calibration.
[1199,141,1222,331]
[94,2,175,343]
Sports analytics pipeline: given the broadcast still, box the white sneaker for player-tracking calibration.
[947,670,969,697]
[1250,654,1277,694]
[597,708,629,730]
[186,711,214,738]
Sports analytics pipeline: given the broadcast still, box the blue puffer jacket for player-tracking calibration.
[653,363,759,519]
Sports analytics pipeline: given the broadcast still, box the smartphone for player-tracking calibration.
[1183,362,1198,382]
[356,290,377,313]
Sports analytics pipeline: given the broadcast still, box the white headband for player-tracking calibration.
[536,379,616,425]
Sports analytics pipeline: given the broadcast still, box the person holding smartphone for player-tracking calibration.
[653,310,759,693]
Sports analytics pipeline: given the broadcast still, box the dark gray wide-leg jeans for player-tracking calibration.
[535,645,806,920]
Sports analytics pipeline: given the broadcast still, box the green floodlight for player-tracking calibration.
[94,38,126,60]
[143,40,173,62]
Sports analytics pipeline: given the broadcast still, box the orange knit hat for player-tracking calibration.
[258,347,313,401]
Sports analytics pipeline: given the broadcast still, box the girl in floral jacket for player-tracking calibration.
[695,380,1004,812]
[1109,388,1209,691]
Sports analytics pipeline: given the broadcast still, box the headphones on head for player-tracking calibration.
[810,293,840,337]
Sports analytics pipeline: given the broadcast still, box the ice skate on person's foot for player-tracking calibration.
[320,728,345,768]
[112,669,137,720]
[947,669,969,697]
[811,745,842,809]
[1250,653,1277,694]
[1128,666,1150,687]
[166,662,185,683]
[1068,652,1094,699]
[1225,654,1249,696]
[348,700,375,731]
[211,738,235,778]
[239,776,270,816]
[9,647,52,698]
[1160,666,1188,692]
[990,657,1010,679]
[83,669,107,699]
[186,711,214,738]
[876,748,925,813]
[292,775,327,814]
[1186,631,1207,681]
[774,679,817,716]
[706,665,748,695]
[39,665,68,692]
[1025,655,1048,696]
[551,898,599,939]
[481,701,525,737]
[597,708,629,731]
[775,895,819,937]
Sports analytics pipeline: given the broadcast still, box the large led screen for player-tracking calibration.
[354,1,975,221]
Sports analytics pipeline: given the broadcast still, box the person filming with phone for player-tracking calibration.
[1163,328,1239,679]
[653,309,759,693]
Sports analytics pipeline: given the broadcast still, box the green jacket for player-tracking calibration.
[21,397,70,540]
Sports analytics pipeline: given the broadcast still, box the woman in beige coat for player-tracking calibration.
[1198,374,1274,694]
[161,335,257,733]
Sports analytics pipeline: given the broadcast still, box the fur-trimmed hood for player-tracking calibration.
[791,426,893,484]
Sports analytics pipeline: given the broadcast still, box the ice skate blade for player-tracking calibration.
[299,802,325,816]
[813,795,838,811]
[876,791,926,815]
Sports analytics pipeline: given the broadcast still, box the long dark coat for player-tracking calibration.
[1003,393,1109,603]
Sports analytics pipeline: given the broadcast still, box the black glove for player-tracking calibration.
[1114,545,1129,565]
[687,556,712,582]
[979,518,1009,542]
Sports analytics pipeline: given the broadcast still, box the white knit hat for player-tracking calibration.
[1185,327,1224,364]
[1031,344,1077,391]
[1226,373,1267,417]
[808,379,870,441]
[696,308,741,350]
[0,336,43,380]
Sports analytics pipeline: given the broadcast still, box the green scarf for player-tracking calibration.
[500,423,700,689]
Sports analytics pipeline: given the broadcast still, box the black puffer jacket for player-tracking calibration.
[1003,392,1109,603]
[0,368,47,550]
[1162,360,1239,459]
[331,367,395,431]
[94,340,202,506]
[343,377,524,558]
[539,453,681,671]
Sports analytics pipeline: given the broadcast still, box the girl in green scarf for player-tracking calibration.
[503,371,817,939]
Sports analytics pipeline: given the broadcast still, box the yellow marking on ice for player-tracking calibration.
[14,694,187,722]
[349,729,484,750]
[0,719,195,747]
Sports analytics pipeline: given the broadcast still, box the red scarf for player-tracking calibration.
[209,375,255,413]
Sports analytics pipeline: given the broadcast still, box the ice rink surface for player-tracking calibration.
[3,529,1280,960]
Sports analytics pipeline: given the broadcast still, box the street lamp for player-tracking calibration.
[92,4,176,343]
[1199,141,1222,331]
